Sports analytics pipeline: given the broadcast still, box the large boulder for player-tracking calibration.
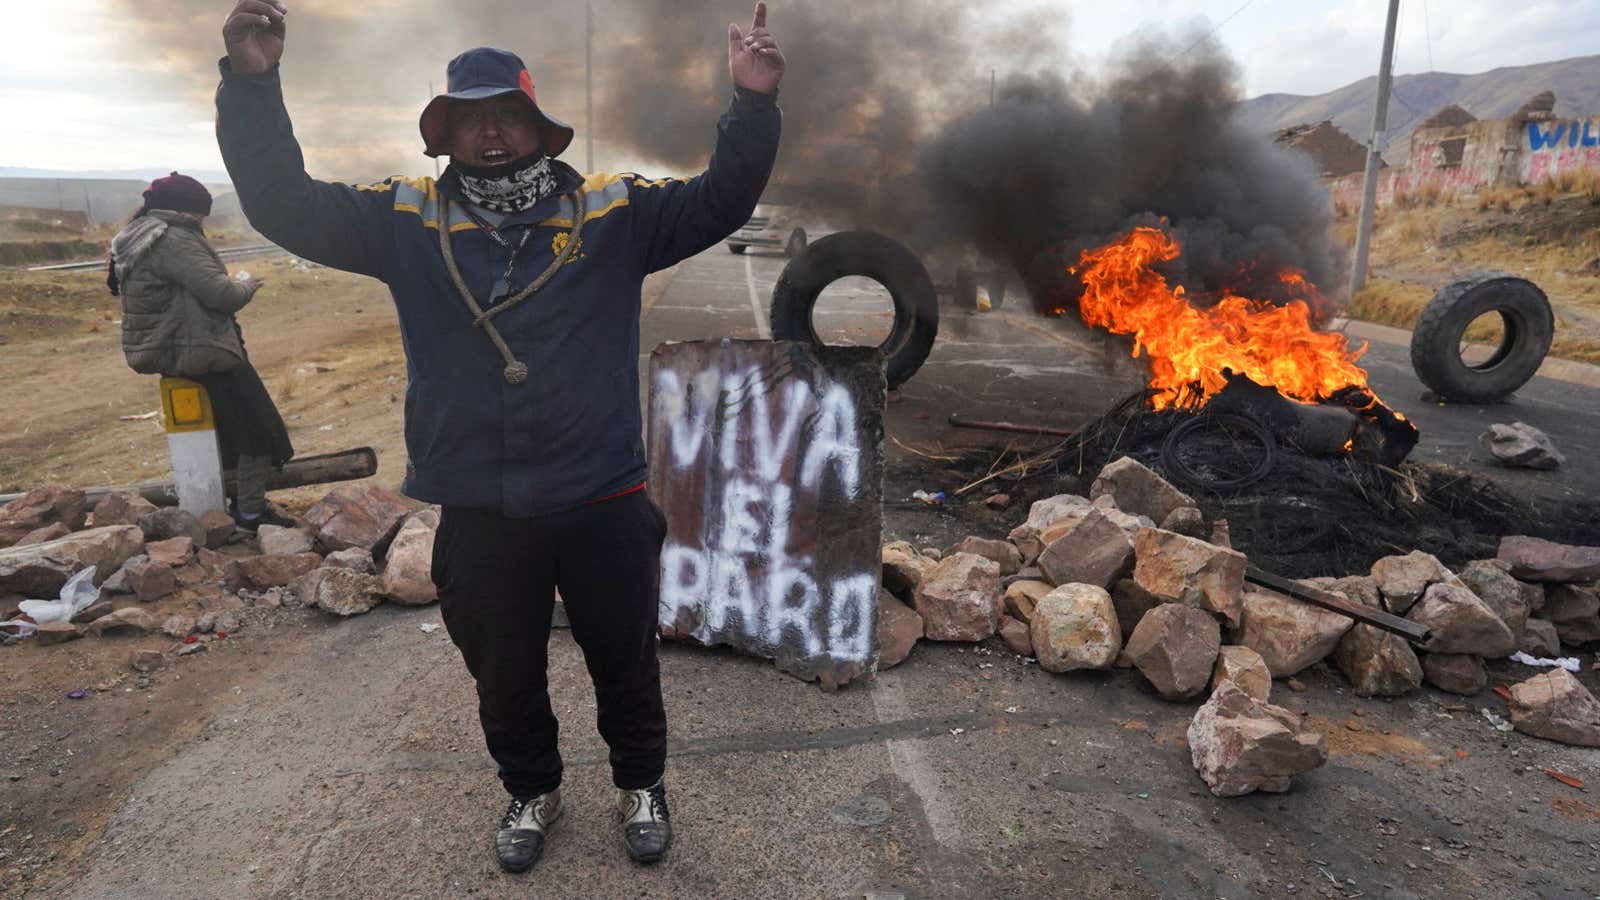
[304,484,411,554]
[912,553,1002,642]
[85,606,156,637]
[123,557,178,603]
[1234,587,1352,678]
[145,536,195,569]
[946,536,1023,577]
[295,567,385,617]
[1002,580,1053,624]
[14,523,70,547]
[1090,456,1195,525]
[226,552,324,592]
[1131,528,1246,628]
[1007,494,1094,564]
[1332,623,1423,698]
[383,510,440,606]
[1370,551,1456,615]
[0,525,145,596]
[1540,585,1600,645]
[1408,582,1516,657]
[138,507,207,545]
[1123,604,1221,700]
[1323,576,1422,698]
[1187,680,1326,797]
[1519,618,1562,657]
[33,620,82,645]
[323,547,377,574]
[256,525,315,557]
[90,491,159,529]
[998,615,1034,657]
[1037,509,1136,589]
[1111,577,1165,637]
[882,541,936,598]
[1420,653,1486,695]
[1497,536,1600,583]
[876,590,924,669]
[1507,669,1600,747]
[1212,646,1272,702]
[1029,583,1121,673]
[1455,559,1530,644]
[0,486,88,547]
[1479,422,1564,470]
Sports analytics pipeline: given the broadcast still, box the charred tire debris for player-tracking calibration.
[771,231,939,390]
[1410,274,1553,404]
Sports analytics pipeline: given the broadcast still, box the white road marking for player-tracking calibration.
[871,674,962,849]
[744,253,773,340]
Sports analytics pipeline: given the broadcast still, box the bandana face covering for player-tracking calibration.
[454,151,560,213]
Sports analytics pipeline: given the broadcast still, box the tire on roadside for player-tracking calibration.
[1409,273,1553,404]
[771,231,939,390]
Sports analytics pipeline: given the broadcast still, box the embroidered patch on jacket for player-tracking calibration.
[552,231,586,264]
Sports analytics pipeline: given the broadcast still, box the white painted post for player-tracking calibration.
[159,377,227,515]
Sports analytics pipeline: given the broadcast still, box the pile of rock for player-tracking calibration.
[1,482,443,651]
[878,455,1600,792]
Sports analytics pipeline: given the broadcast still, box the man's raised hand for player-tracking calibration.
[223,0,288,75]
[729,2,785,95]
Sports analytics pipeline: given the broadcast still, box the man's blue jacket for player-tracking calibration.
[215,60,780,517]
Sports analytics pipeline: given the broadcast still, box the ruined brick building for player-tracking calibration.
[1275,92,1600,210]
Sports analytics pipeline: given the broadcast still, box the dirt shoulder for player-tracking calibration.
[0,257,679,897]
[1342,191,1600,365]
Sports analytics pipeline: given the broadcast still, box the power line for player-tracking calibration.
[1421,0,1435,71]
[1174,0,1263,60]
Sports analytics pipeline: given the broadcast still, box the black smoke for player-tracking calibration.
[104,3,1338,308]
[915,35,1340,315]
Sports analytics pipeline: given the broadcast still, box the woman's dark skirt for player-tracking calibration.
[190,362,294,469]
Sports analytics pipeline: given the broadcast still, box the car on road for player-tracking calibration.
[727,182,857,258]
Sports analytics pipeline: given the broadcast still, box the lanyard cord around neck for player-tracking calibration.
[437,189,587,385]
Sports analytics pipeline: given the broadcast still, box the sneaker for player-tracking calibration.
[496,789,563,873]
[231,508,297,533]
[618,779,672,864]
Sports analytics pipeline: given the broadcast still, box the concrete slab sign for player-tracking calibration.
[648,339,886,689]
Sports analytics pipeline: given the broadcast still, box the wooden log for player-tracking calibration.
[1245,564,1432,644]
[0,448,379,508]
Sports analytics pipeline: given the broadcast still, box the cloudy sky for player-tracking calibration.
[3,0,1596,180]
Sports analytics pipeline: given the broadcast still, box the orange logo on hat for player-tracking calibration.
[519,69,538,105]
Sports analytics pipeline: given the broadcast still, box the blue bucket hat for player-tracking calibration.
[419,47,576,159]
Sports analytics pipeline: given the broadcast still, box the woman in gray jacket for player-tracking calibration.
[108,172,294,530]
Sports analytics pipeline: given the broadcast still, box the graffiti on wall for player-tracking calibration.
[1525,118,1600,183]
[648,339,886,689]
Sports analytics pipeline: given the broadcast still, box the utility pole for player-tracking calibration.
[428,81,441,180]
[585,0,595,173]
[990,69,996,107]
[1349,0,1400,296]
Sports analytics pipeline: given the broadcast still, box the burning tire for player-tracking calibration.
[771,231,939,390]
[1410,274,1553,404]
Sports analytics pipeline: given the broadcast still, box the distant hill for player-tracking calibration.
[0,166,231,186]
[1238,54,1600,163]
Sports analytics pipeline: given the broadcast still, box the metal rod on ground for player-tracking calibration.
[948,414,1079,438]
[0,448,379,509]
[1245,564,1431,644]
[1348,0,1401,295]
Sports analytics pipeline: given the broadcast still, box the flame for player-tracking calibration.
[1070,227,1372,411]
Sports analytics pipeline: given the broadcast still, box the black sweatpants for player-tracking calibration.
[431,489,669,799]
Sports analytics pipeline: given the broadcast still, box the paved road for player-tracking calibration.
[58,244,1600,900]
